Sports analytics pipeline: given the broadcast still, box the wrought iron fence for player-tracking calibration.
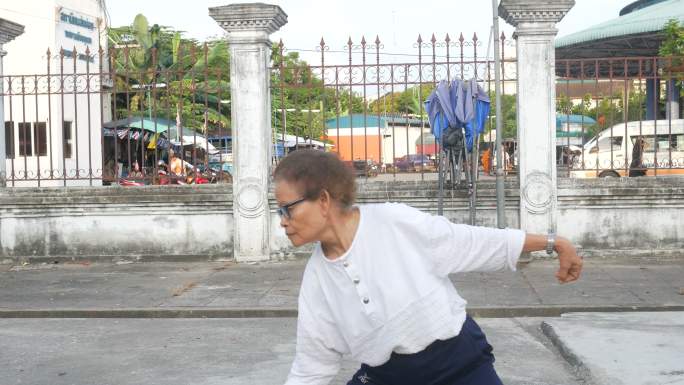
[3,38,682,188]
[556,56,684,178]
[270,33,519,181]
[271,35,684,181]
[1,44,232,187]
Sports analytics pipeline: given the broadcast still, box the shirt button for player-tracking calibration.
[362,297,369,304]
[353,278,360,284]
[343,262,349,268]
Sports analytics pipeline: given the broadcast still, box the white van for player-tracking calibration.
[570,119,684,178]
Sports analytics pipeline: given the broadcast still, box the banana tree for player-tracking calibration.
[108,14,231,136]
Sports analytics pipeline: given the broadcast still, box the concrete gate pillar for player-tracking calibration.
[0,18,25,187]
[499,0,574,236]
[210,4,287,262]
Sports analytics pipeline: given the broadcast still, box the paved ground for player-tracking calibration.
[0,317,582,385]
[1,258,682,316]
[542,312,684,385]
[1,258,683,385]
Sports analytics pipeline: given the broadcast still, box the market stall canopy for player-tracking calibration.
[103,117,178,134]
[278,133,329,149]
[556,114,597,129]
[170,134,220,155]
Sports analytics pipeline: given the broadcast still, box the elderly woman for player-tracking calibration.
[275,150,582,385]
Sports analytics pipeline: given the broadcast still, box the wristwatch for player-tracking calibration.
[546,233,556,255]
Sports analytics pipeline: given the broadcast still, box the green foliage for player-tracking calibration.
[108,14,231,133]
[554,89,648,138]
[485,93,517,140]
[659,19,684,57]
[557,93,573,115]
[270,47,366,140]
[659,19,684,87]
[368,85,434,117]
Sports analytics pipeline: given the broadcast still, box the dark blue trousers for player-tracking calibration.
[347,316,503,385]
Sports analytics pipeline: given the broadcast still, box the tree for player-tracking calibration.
[270,47,365,140]
[557,93,573,115]
[368,85,434,117]
[659,19,684,88]
[108,15,231,134]
[485,93,517,140]
[570,93,593,116]
[560,90,649,138]
[626,89,646,122]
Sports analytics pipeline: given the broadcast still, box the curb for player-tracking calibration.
[3,253,683,266]
[540,321,594,383]
[466,305,684,318]
[1,254,235,265]
[0,308,297,318]
[1,305,683,319]
[0,253,314,265]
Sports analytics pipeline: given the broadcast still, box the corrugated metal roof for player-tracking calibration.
[382,114,428,126]
[325,114,387,129]
[557,114,597,127]
[325,114,430,129]
[619,0,670,16]
[555,0,684,48]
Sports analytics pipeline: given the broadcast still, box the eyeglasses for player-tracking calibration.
[277,197,307,219]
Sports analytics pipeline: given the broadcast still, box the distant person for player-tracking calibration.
[129,161,143,179]
[561,148,570,166]
[103,157,117,182]
[629,136,647,177]
[275,149,582,385]
[503,144,511,173]
[168,149,184,177]
[481,146,492,176]
[156,160,170,185]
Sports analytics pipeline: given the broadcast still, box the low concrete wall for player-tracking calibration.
[0,185,233,263]
[1,177,682,263]
[557,177,684,258]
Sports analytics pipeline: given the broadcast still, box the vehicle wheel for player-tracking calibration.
[599,170,620,178]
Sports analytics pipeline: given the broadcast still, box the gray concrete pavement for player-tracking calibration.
[1,259,683,316]
[1,258,683,385]
[0,317,583,385]
[542,312,684,385]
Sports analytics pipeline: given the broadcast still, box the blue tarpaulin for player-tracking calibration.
[425,79,490,152]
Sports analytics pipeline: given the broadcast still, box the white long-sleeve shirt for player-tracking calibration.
[284,203,526,385]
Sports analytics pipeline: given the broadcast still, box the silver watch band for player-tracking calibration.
[546,233,556,255]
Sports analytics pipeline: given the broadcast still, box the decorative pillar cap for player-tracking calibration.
[498,0,575,26]
[209,3,287,35]
[0,18,25,45]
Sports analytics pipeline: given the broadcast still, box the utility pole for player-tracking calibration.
[492,0,507,228]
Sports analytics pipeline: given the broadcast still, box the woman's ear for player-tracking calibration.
[318,189,331,216]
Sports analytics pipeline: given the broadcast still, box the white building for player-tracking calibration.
[1,0,110,186]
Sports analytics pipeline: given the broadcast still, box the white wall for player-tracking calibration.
[382,124,427,162]
[325,125,428,163]
[2,0,109,186]
[1,179,683,262]
[0,185,233,261]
